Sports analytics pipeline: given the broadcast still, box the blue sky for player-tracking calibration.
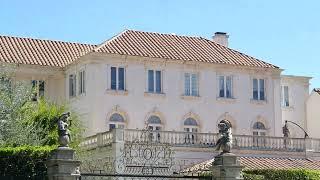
[1,0,319,89]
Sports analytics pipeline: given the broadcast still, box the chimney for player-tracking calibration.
[212,32,229,47]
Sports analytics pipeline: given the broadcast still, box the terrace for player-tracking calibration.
[81,129,320,155]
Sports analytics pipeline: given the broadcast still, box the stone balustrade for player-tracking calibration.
[80,129,320,153]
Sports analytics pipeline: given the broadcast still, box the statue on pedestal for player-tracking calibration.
[215,119,232,154]
[58,112,71,147]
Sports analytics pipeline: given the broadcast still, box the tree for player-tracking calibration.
[0,63,83,147]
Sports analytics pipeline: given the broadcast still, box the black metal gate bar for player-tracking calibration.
[80,173,212,179]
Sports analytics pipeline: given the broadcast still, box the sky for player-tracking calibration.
[1,0,319,89]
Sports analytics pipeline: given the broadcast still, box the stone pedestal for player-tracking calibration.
[212,153,244,180]
[46,147,81,180]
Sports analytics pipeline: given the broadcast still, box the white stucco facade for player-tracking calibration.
[307,90,320,138]
[280,75,311,138]
[2,30,314,139]
[64,53,285,137]
[6,52,313,139]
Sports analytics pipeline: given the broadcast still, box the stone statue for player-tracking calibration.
[58,112,71,147]
[283,123,290,138]
[215,119,232,154]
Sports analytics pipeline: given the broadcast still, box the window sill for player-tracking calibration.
[216,97,237,103]
[144,92,166,98]
[181,95,201,100]
[282,106,294,111]
[250,99,267,105]
[106,89,128,96]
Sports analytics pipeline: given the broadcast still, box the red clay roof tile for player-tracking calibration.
[94,30,279,69]
[0,30,279,69]
[0,36,96,67]
[183,156,320,173]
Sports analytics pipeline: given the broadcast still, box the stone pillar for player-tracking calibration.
[212,153,244,180]
[46,147,81,180]
[112,128,125,174]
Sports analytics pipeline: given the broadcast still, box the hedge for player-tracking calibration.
[0,146,55,179]
[243,173,265,180]
[244,169,320,180]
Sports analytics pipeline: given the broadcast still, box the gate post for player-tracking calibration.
[46,147,81,180]
[112,128,125,174]
[212,153,244,180]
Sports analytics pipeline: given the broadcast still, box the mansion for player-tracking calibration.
[0,30,314,139]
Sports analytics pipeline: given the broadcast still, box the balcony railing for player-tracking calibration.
[80,129,320,153]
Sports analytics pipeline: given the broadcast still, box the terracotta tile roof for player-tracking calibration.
[182,156,320,173]
[0,36,95,67]
[314,88,320,95]
[94,30,279,69]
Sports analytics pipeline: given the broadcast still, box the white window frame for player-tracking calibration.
[252,78,266,101]
[69,74,76,98]
[218,75,233,98]
[147,69,163,93]
[184,72,199,96]
[78,69,86,95]
[109,66,126,91]
[281,85,290,107]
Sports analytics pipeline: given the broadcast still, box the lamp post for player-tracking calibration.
[284,120,309,138]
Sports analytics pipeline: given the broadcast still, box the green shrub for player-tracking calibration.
[0,146,55,179]
[243,173,265,180]
[244,169,320,180]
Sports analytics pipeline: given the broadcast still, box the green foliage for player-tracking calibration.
[243,172,265,180]
[0,63,84,147]
[244,169,320,180]
[0,146,55,178]
[0,64,42,146]
[25,98,84,148]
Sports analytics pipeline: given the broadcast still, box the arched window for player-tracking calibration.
[147,115,162,131]
[253,122,266,136]
[109,113,125,130]
[252,122,267,147]
[183,118,198,144]
[184,118,198,126]
[146,115,162,142]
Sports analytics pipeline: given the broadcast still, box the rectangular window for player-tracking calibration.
[281,86,289,107]
[31,80,45,101]
[155,70,161,93]
[148,70,154,92]
[69,74,76,97]
[219,76,232,98]
[111,67,117,90]
[39,80,45,97]
[219,76,224,97]
[252,78,265,100]
[259,79,265,100]
[110,67,125,90]
[191,74,198,96]
[79,70,85,95]
[184,73,191,96]
[147,70,162,93]
[184,73,198,96]
[118,67,125,90]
